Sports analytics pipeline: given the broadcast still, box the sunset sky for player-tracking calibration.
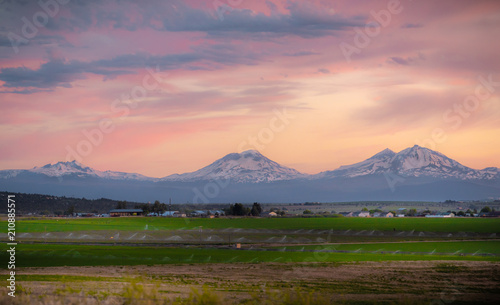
[1,0,499,177]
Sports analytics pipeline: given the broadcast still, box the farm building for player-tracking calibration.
[191,210,207,217]
[190,210,225,217]
[109,209,143,217]
[425,212,455,218]
[353,211,370,217]
[373,212,393,218]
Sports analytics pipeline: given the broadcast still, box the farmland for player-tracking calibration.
[1,216,500,304]
[1,242,499,269]
[269,240,500,255]
[7,215,500,233]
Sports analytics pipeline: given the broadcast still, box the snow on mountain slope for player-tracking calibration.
[0,161,156,181]
[314,145,498,180]
[478,167,500,179]
[1,146,498,184]
[31,161,97,177]
[162,150,305,183]
[314,148,396,179]
[389,145,479,178]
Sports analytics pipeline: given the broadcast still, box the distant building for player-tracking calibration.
[353,211,370,217]
[163,211,176,216]
[150,211,187,217]
[210,210,225,216]
[425,212,455,218]
[339,212,353,217]
[268,212,278,217]
[191,210,207,217]
[109,209,143,217]
[379,212,393,218]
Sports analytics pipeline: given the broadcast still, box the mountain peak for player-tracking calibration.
[370,148,396,159]
[314,145,496,180]
[164,150,304,183]
[240,149,262,155]
[31,160,95,177]
[398,145,420,153]
[39,160,86,169]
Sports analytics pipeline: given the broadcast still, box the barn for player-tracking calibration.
[109,209,143,217]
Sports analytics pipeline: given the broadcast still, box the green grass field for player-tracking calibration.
[271,240,500,255]
[2,217,499,269]
[8,216,500,233]
[1,242,498,268]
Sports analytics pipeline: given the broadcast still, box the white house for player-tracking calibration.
[354,211,370,217]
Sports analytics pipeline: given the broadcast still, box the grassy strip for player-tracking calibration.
[273,241,500,255]
[1,243,498,268]
[7,217,500,233]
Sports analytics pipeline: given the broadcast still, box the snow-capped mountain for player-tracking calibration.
[31,161,98,177]
[314,145,498,180]
[162,150,305,183]
[390,145,485,179]
[0,161,155,181]
[0,146,499,203]
[1,146,498,183]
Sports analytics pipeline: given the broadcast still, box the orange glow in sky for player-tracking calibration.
[1,0,499,177]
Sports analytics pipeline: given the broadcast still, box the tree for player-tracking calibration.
[303,210,313,214]
[407,209,417,217]
[65,204,76,216]
[457,211,466,217]
[116,201,127,209]
[228,203,249,216]
[361,207,368,211]
[152,200,167,215]
[250,202,262,216]
[136,203,152,214]
[480,206,492,213]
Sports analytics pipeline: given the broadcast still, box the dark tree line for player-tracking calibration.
[225,202,262,216]
[134,200,169,215]
[0,191,144,215]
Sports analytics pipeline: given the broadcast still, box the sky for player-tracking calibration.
[0,0,499,177]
